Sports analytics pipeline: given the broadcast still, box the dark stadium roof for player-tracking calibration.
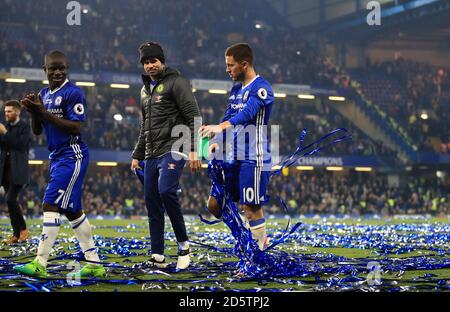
[267,0,450,46]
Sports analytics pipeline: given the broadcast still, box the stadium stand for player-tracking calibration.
[0,0,448,218]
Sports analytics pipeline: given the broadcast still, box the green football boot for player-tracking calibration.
[13,259,48,278]
[67,264,106,279]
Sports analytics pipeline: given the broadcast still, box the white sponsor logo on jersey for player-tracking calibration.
[48,108,63,118]
[231,103,246,110]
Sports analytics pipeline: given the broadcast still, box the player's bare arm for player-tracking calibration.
[199,121,232,138]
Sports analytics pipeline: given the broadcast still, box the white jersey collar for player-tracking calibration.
[49,79,69,94]
[242,75,260,89]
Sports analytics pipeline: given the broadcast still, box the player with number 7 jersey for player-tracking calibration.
[14,50,105,279]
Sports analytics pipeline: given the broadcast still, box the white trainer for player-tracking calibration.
[176,249,190,269]
[145,254,168,269]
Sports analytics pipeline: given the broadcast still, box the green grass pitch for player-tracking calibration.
[0,216,449,292]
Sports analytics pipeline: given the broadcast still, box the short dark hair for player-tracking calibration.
[4,100,21,110]
[44,50,67,64]
[225,43,254,66]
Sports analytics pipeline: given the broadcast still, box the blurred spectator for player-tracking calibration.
[0,81,393,156]
[350,57,449,153]
[0,165,447,217]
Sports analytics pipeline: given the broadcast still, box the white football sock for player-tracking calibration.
[249,218,267,250]
[70,214,100,264]
[35,212,61,267]
[240,214,250,229]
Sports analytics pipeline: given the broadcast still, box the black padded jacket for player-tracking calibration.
[132,67,201,159]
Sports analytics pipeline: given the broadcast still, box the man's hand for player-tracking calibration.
[199,121,231,138]
[131,159,142,173]
[21,93,45,115]
[198,125,215,139]
[0,123,7,135]
[188,151,201,173]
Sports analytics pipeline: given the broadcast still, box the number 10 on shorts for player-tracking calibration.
[243,187,255,202]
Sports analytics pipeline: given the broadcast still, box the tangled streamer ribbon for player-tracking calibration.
[198,128,352,278]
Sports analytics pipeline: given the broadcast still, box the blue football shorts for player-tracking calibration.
[43,156,88,212]
[210,161,270,206]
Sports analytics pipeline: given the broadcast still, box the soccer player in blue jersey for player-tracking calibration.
[200,43,274,250]
[13,50,105,278]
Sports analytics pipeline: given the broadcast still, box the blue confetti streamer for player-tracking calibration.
[199,128,353,278]
[3,129,450,291]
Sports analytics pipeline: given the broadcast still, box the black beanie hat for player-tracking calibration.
[139,42,165,64]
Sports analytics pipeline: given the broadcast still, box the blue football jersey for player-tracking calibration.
[39,79,88,159]
[226,75,274,166]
